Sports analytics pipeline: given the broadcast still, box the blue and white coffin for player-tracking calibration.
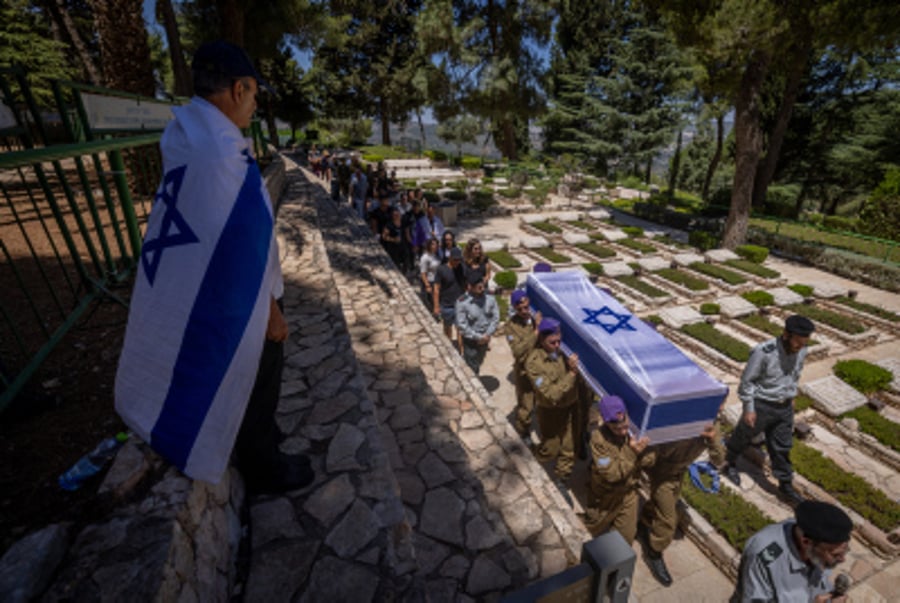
[526,271,727,443]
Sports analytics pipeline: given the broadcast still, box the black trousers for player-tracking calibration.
[726,399,794,483]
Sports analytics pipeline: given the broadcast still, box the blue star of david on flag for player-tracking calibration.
[582,306,636,335]
[141,165,199,286]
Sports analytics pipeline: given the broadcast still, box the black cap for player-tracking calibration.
[796,501,852,543]
[449,247,463,260]
[192,40,274,94]
[785,315,815,337]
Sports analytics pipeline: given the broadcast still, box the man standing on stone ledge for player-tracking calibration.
[503,290,541,440]
[115,40,313,493]
[455,270,499,375]
[723,314,815,506]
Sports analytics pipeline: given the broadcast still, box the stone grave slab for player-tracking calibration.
[873,357,900,393]
[555,211,581,222]
[643,227,668,239]
[588,209,611,220]
[601,261,635,278]
[599,228,628,242]
[659,305,705,329]
[770,287,805,306]
[521,214,547,225]
[718,296,758,318]
[636,256,670,272]
[518,235,550,249]
[705,248,740,262]
[481,240,506,253]
[672,252,706,267]
[813,282,848,298]
[562,232,590,245]
[493,177,509,186]
[800,376,868,417]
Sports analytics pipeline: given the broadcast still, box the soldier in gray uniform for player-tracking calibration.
[724,314,815,505]
[732,500,851,603]
[455,269,499,374]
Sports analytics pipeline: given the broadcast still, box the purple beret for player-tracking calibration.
[510,290,527,306]
[533,262,552,273]
[538,317,560,334]
[598,395,626,423]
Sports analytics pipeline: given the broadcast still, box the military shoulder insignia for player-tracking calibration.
[757,542,783,566]
[762,342,776,353]
[535,377,544,387]
[596,457,611,467]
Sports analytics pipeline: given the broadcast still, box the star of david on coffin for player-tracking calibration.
[582,306,636,335]
[141,165,199,286]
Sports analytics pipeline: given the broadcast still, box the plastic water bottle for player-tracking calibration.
[58,432,129,491]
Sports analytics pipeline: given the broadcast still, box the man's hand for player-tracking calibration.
[266,297,288,342]
[629,436,649,454]
[566,353,579,372]
[533,310,543,327]
[813,595,846,603]
[479,335,490,345]
[701,423,718,440]
[742,411,757,428]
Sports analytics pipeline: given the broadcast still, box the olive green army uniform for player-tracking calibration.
[640,432,725,553]
[584,424,656,542]
[525,347,578,480]
[504,314,538,436]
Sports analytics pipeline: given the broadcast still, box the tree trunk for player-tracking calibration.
[668,129,682,197]
[498,118,517,160]
[264,97,278,147]
[380,97,391,145]
[722,55,769,249]
[89,0,156,95]
[644,155,652,185]
[415,107,427,154]
[751,37,811,209]
[46,0,101,85]
[702,113,724,203]
[216,0,244,46]
[156,0,191,97]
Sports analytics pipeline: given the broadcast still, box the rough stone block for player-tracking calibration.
[598,228,628,242]
[770,287,805,307]
[420,488,465,546]
[587,209,611,220]
[481,240,506,253]
[562,232,590,245]
[718,296,758,318]
[705,248,740,262]
[519,235,550,249]
[659,305,705,328]
[521,214,546,224]
[800,376,868,417]
[672,252,706,267]
[0,523,72,603]
[636,256,670,272]
[812,282,847,299]
[555,211,581,222]
[601,261,634,277]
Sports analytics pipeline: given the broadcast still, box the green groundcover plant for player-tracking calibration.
[534,247,571,263]
[618,238,656,254]
[530,220,562,234]
[617,276,669,298]
[487,250,522,269]
[726,259,780,279]
[493,271,518,290]
[681,323,752,362]
[786,304,867,335]
[655,268,710,291]
[567,220,596,231]
[689,262,748,285]
[583,263,604,276]
[735,244,769,263]
[742,290,774,307]
[842,406,900,453]
[835,297,900,322]
[681,473,774,551]
[833,359,893,394]
[788,283,813,297]
[576,242,616,259]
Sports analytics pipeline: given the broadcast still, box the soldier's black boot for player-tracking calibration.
[645,549,673,587]
[723,463,741,487]
[778,481,804,506]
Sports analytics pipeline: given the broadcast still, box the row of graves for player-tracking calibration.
[482,210,900,591]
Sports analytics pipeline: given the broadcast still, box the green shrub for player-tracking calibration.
[618,238,657,254]
[423,191,440,204]
[361,153,384,163]
[681,323,752,362]
[681,473,774,551]
[700,303,720,315]
[424,149,448,162]
[788,284,813,297]
[617,276,669,298]
[645,314,663,326]
[655,268,710,291]
[530,220,562,234]
[843,406,900,453]
[725,259,780,279]
[785,303,867,335]
[495,294,509,322]
[499,188,520,199]
[402,179,417,188]
[487,250,522,269]
[823,215,858,232]
[461,156,482,170]
[742,290,775,308]
[589,232,608,241]
[835,297,900,322]
[493,270,518,289]
[471,190,496,211]
[793,441,900,532]
[689,262,748,285]
[794,395,814,412]
[482,176,494,184]
[443,190,467,201]
[575,242,616,259]
[622,226,644,237]
[583,262,604,276]
[688,230,719,251]
[534,247,571,263]
[833,359,893,394]
[739,314,784,338]
[735,244,769,264]
[567,220,595,230]
[422,181,442,190]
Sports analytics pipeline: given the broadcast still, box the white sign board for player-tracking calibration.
[80,93,176,131]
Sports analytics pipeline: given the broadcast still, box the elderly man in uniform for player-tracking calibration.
[638,423,725,586]
[732,500,851,602]
[525,318,579,499]
[455,270,499,374]
[583,395,655,542]
[723,314,815,505]
[503,290,541,439]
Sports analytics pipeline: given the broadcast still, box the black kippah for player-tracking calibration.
[796,501,852,543]
[785,314,815,336]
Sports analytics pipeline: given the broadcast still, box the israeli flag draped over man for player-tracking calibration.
[115,65,282,483]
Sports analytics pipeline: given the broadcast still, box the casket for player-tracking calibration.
[525,271,727,443]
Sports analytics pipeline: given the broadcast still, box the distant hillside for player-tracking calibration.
[369,121,502,158]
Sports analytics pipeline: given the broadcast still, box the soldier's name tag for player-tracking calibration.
[596,457,611,468]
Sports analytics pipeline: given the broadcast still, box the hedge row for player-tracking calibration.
[534,247,572,263]
[487,250,522,269]
[793,441,900,532]
[689,262,748,285]
[835,297,900,323]
[655,268,710,291]
[616,275,669,298]
[681,473,774,551]
[493,270,518,289]
[735,244,769,263]
[725,259,781,279]
[575,242,617,259]
[843,406,900,453]
[618,238,657,254]
[530,220,562,234]
[785,304,868,335]
[681,323,752,362]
